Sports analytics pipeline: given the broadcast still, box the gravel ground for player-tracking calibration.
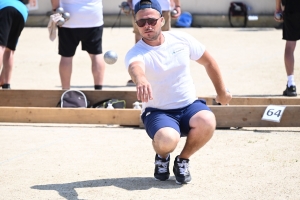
[0,27,299,200]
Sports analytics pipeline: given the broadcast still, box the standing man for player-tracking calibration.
[274,0,300,96]
[0,0,36,89]
[125,0,181,86]
[50,0,106,90]
[125,0,231,184]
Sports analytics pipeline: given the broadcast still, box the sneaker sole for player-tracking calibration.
[154,177,170,181]
[283,92,297,97]
[175,180,191,185]
[126,82,136,86]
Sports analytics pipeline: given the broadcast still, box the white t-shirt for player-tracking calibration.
[60,0,103,28]
[125,31,206,111]
[132,0,172,11]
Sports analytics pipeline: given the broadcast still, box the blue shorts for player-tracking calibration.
[141,99,211,139]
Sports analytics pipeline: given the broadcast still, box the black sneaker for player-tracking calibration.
[154,154,170,181]
[1,84,11,89]
[126,80,135,86]
[283,85,297,96]
[173,155,191,184]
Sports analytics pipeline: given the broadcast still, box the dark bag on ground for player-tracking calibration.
[228,2,248,27]
[90,99,126,109]
[175,12,193,27]
[57,90,90,108]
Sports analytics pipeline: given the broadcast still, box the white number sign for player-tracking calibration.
[261,105,286,123]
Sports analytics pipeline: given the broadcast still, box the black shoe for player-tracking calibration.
[154,154,170,181]
[126,80,135,86]
[283,85,297,96]
[173,155,191,184]
[1,84,11,89]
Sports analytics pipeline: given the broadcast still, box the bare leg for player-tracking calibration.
[180,110,216,159]
[0,48,14,85]
[152,127,180,158]
[284,41,296,76]
[152,110,215,159]
[0,45,5,85]
[89,53,106,87]
[59,56,73,89]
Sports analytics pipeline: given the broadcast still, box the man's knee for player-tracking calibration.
[153,127,180,151]
[190,110,216,132]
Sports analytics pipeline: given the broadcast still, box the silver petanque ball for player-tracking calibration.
[275,12,283,20]
[62,12,71,20]
[56,18,65,26]
[171,9,177,17]
[56,7,64,14]
[123,5,131,14]
[104,50,118,65]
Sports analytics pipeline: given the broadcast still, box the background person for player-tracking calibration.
[0,0,36,89]
[50,0,106,90]
[125,0,231,184]
[125,0,181,86]
[274,0,300,96]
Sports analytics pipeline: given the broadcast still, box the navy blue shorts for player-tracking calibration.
[141,99,211,139]
[58,26,103,57]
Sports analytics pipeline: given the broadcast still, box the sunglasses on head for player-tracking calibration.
[135,17,161,27]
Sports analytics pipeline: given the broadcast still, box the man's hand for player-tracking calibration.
[215,89,232,105]
[171,6,181,19]
[29,0,36,7]
[274,11,283,22]
[135,77,153,102]
[128,61,152,102]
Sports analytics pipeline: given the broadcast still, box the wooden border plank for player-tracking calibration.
[210,105,300,127]
[0,90,137,108]
[0,107,141,126]
[0,106,299,127]
[199,96,300,105]
[1,90,300,107]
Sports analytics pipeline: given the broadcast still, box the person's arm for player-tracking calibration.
[51,0,60,11]
[274,0,283,22]
[28,0,36,7]
[196,51,232,105]
[128,61,153,102]
[127,0,133,9]
[275,0,282,12]
[173,0,180,8]
[171,0,181,18]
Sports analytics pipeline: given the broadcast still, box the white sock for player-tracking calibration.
[158,154,170,160]
[287,75,296,87]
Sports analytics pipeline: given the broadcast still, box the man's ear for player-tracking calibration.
[161,17,165,27]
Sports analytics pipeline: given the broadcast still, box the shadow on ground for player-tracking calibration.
[31,177,181,200]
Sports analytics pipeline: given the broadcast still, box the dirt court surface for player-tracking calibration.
[1,27,300,200]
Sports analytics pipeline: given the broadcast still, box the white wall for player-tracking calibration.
[178,0,275,15]
[30,0,275,15]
